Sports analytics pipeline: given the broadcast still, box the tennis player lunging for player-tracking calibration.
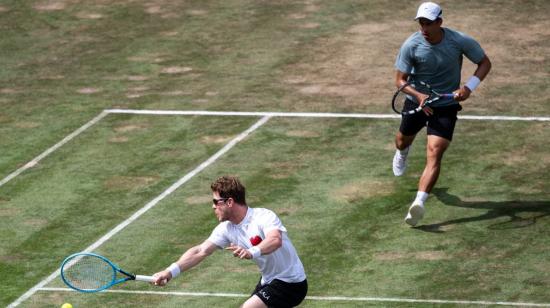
[152,176,308,308]
[392,2,491,226]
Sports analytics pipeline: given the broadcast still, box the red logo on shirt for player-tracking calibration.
[250,235,262,246]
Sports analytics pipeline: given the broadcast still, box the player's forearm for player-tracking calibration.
[175,245,211,272]
[256,235,282,255]
[473,55,492,81]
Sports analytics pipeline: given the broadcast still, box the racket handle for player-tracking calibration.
[135,275,156,282]
[442,93,456,98]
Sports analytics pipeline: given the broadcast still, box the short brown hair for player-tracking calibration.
[210,176,246,205]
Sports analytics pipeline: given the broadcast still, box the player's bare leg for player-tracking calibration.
[419,134,450,193]
[393,131,416,176]
[241,295,267,308]
[405,134,450,226]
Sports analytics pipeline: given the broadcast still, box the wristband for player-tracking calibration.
[247,246,261,259]
[464,76,481,91]
[167,263,181,278]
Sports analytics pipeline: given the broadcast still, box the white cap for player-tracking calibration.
[415,2,442,21]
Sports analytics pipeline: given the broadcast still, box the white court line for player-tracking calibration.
[0,111,109,188]
[7,116,272,308]
[105,108,550,121]
[38,288,550,307]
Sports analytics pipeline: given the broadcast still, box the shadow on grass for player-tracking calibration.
[415,188,550,233]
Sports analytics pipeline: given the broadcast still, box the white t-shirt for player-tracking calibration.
[207,207,306,284]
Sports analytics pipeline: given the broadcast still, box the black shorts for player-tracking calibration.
[252,278,308,308]
[399,99,462,141]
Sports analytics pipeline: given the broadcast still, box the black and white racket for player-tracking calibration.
[60,252,155,293]
[392,81,456,115]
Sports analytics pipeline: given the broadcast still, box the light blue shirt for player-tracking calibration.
[395,27,485,107]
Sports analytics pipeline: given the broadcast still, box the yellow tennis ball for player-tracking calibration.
[61,303,72,308]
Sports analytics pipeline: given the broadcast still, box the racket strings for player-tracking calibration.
[392,90,408,113]
[62,255,114,290]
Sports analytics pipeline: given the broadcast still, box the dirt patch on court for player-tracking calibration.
[374,250,450,261]
[0,207,20,217]
[331,179,395,203]
[285,130,320,138]
[113,123,150,133]
[283,20,412,110]
[23,218,49,228]
[104,175,160,191]
[14,121,41,129]
[267,161,296,180]
[75,12,103,19]
[1,88,19,94]
[77,87,101,94]
[108,136,129,143]
[185,195,211,205]
[200,135,234,144]
[161,66,193,74]
[0,254,23,262]
[186,9,208,16]
[33,1,66,11]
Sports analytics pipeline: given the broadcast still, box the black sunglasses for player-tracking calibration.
[212,198,228,205]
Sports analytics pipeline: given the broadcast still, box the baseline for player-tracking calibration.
[105,109,550,121]
[38,288,550,307]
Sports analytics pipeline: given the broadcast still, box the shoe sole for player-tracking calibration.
[405,204,424,226]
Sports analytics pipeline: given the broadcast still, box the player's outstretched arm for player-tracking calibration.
[152,240,218,286]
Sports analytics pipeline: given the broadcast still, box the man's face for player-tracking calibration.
[418,18,442,43]
[212,192,230,222]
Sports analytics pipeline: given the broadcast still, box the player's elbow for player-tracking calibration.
[272,237,283,250]
[480,56,492,76]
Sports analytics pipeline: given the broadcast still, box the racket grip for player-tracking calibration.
[135,275,156,282]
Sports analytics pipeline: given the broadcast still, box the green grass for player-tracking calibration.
[1,0,549,307]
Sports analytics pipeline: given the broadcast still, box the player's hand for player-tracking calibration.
[453,87,471,102]
[151,271,170,286]
[418,94,433,116]
[226,243,252,259]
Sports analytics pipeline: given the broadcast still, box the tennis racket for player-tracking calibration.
[60,252,155,293]
[392,80,456,115]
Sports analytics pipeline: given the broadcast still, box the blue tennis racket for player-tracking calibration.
[392,80,456,115]
[60,252,155,293]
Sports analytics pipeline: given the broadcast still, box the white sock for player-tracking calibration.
[414,191,429,205]
[398,146,410,156]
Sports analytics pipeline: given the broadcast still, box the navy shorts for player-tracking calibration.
[399,99,462,141]
[252,278,308,308]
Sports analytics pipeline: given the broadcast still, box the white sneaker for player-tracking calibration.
[405,202,425,226]
[392,147,409,176]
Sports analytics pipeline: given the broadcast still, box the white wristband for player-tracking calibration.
[167,263,181,278]
[464,76,481,92]
[247,246,261,259]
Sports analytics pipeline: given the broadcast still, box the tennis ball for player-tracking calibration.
[61,303,72,308]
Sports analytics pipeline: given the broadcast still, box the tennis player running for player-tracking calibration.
[392,2,491,226]
[152,176,307,308]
